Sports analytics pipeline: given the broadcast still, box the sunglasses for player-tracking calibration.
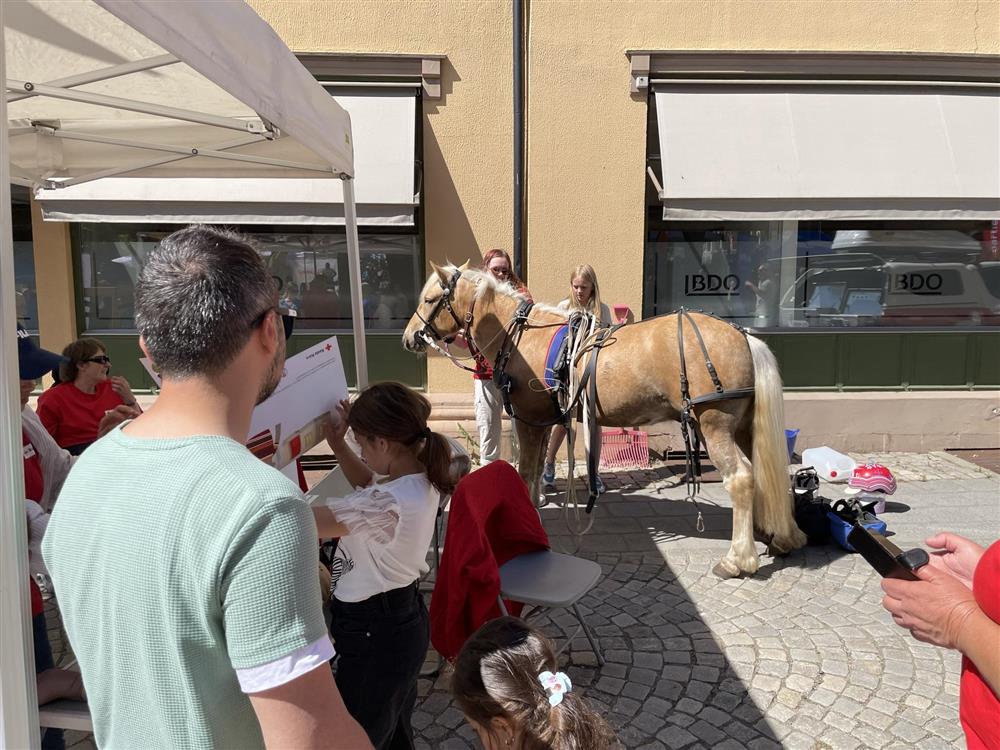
[84,356,111,365]
[253,305,297,341]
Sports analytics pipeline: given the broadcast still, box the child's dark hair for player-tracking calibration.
[452,617,617,750]
[347,381,455,494]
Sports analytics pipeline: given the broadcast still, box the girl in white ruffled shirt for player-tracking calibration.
[313,382,455,750]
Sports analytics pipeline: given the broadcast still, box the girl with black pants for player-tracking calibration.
[314,382,455,749]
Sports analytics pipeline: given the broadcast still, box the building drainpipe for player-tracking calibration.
[512,0,525,281]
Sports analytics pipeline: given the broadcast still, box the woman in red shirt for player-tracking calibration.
[882,532,1000,749]
[37,337,140,454]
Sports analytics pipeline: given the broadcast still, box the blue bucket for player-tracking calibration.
[785,429,799,462]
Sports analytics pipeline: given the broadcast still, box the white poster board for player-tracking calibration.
[248,336,348,469]
[141,335,349,475]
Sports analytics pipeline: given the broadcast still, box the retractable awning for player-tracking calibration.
[33,90,418,226]
[2,1,371,745]
[653,86,1000,220]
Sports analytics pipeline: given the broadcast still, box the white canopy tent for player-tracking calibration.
[2,1,370,745]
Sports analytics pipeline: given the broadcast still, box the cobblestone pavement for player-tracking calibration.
[46,452,997,749]
[413,550,965,750]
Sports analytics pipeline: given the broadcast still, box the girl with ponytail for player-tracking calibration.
[453,617,617,750]
[313,381,453,749]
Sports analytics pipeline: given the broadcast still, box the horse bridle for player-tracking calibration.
[413,269,487,372]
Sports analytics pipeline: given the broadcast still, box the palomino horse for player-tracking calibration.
[402,264,807,577]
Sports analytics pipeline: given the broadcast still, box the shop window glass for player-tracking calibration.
[11,188,38,330]
[644,220,999,329]
[74,224,420,333]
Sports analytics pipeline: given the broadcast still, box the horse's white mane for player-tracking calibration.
[422,264,568,319]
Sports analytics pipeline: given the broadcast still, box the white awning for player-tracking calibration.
[654,86,1000,220]
[33,91,418,226]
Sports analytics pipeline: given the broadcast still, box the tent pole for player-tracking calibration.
[0,0,43,744]
[342,178,368,389]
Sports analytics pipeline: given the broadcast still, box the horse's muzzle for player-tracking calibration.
[401,331,428,353]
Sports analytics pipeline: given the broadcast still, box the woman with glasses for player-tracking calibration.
[36,338,141,455]
[464,249,531,465]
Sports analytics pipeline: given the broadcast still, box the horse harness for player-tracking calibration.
[414,271,756,523]
[491,301,625,509]
[675,308,755,529]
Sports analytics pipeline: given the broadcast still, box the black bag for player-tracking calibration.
[792,468,832,545]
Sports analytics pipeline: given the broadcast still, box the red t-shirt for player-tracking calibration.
[36,380,126,450]
[961,540,1000,750]
[23,429,45,617]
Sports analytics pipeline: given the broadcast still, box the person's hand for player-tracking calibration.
[450,332,469,351]
[324,399,351,446]
[881,563,981,650]
[98,404,141,437]
[923,532,985,589]
[109,376,137,406]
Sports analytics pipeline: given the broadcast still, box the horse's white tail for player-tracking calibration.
[747,336,797,541]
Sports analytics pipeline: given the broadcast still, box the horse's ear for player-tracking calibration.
[430,261,448,284]
[458,260,470,272]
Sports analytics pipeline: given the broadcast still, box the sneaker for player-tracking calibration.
[541,462,556,488]
[595,475,606,495]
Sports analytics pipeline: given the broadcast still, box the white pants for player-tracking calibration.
[474,378,503,464]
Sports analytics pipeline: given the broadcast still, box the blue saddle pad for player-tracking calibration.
[543,324,570,389]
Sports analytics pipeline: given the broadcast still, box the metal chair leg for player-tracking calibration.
[573,603,604,666]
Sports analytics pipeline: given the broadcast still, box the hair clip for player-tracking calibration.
[538,670,572,707]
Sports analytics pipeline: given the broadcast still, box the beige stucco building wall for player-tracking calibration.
[251,0,998,396]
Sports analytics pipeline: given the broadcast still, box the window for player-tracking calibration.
[644,220,1000,329]
[11,186,38,331]
[73,224,421,333]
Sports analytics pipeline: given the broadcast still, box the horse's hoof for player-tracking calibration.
[712,560,740,579]
[769,528,808,556]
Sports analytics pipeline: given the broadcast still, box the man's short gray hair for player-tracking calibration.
[134,225,275,378]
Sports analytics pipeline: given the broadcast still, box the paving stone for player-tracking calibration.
[889,719,927,743]
[632,711,668,735]
[657,724,698,749]
[594,675,625,695]
[623,681,652,701]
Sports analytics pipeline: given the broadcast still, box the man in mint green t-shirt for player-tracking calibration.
[43,226,370,750]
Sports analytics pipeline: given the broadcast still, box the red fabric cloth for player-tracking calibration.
[36,380,125,449]
[430,461,549,661]
[23,429,44,616]
[22,429,44,502]
[472,358,493,381]
[961,539,1000,750]
[30,577,43,617]
[295,459,309,493]
[471,285,531,380]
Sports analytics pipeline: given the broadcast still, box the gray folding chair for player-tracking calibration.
[497,550,605,665]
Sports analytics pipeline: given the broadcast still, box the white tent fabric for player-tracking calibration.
[34,91,418,225]
[654,87,1000,220]
[6,0,353,182]
[2,1,370,745]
